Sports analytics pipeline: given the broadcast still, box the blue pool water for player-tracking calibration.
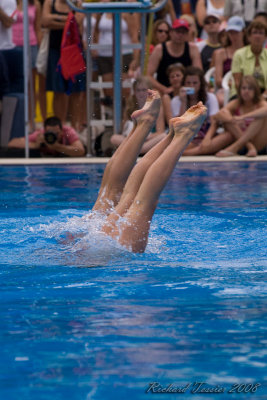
[0,162,267,400]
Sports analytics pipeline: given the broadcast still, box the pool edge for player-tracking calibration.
[0,155,266,165]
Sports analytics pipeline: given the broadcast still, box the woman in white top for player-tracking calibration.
[196,0,225,38]
[171,66,219,155]
[93,5,140,98]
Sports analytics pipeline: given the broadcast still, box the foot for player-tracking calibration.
[215,149,236,157]
[246,143,257,157]
[246,148,257,157]
[170,102,207,142]
[131,89,161,123]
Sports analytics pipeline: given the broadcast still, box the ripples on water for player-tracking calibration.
[0,163,267,400]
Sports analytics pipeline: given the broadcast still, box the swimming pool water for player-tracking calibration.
[0,162,267,400]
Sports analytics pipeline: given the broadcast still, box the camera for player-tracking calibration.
[44,131,58,144]
[183,87,195,95]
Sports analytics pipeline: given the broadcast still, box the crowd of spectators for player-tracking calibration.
[0,0,267,157]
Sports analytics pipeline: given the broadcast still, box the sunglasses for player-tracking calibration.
[157,29,169,34]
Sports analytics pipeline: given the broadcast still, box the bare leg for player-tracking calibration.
[216,120,260,157]
[102,102,207,253]
[114,130,174,216]
[93,90,161,214]
[183,131,233,155]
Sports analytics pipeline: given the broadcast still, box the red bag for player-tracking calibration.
[58,12,86,82]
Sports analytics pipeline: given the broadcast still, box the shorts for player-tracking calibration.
[46,47,86,93]
[97,53,133,75]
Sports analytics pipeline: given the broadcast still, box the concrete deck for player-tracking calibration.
[0,155,266,165]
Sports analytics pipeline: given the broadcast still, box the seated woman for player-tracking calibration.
[110,76,166,155]
[149,19,171,54]
[91,90,207,253]
[185,75,267,156]
[167,66,219,155]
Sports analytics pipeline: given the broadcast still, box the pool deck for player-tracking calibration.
[0,155,267,165]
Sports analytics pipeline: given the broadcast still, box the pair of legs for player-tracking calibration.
[181,114,267,157]
[216,117,267,157]
[93,90,207,253]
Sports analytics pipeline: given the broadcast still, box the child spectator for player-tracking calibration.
[161,63,185,124]
[171,66,219,154]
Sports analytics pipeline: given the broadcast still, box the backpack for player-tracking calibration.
[57,12,86,82]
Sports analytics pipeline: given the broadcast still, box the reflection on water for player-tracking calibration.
[0,163,266,400]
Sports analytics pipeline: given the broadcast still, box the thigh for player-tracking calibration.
[250,117,267,150]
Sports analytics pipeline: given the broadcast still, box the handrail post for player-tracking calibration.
[86,13,93,156]
[23,0,30,158]
[113,12,122,135]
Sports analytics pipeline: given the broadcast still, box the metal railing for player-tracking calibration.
[66,0,167,156]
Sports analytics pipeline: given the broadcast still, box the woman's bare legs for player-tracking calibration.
[102,102,208,253]
[114,130,174,216]
[182,131,233,155]
[216,119,263,157]
[92,90,161,214]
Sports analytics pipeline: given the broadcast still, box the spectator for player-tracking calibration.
[224,0,267,26]
[0,0,24,93]
[155,0,176,25]
[41,0,85,130]
[147,18,202,95]
[150,19,170,54]
[173,0,198,17]
[231,20,267,98]
[213,15,245,105]
[215,75,267,157]
[8,116,85,156]
[254,11,267,47]
[196,13,221,72]
[93,3,140,99]
[196,0,225,37]
[180,14,200,42]
[170,66,219,155]
[110,76,166,155]
[162,63,185,123]
[12,0,42,130]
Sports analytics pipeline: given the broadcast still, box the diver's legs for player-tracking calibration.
[114,130,174,216]
[93,90,161,214]
[102,102,207,252]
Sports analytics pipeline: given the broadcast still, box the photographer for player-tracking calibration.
[8,116,85,157]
